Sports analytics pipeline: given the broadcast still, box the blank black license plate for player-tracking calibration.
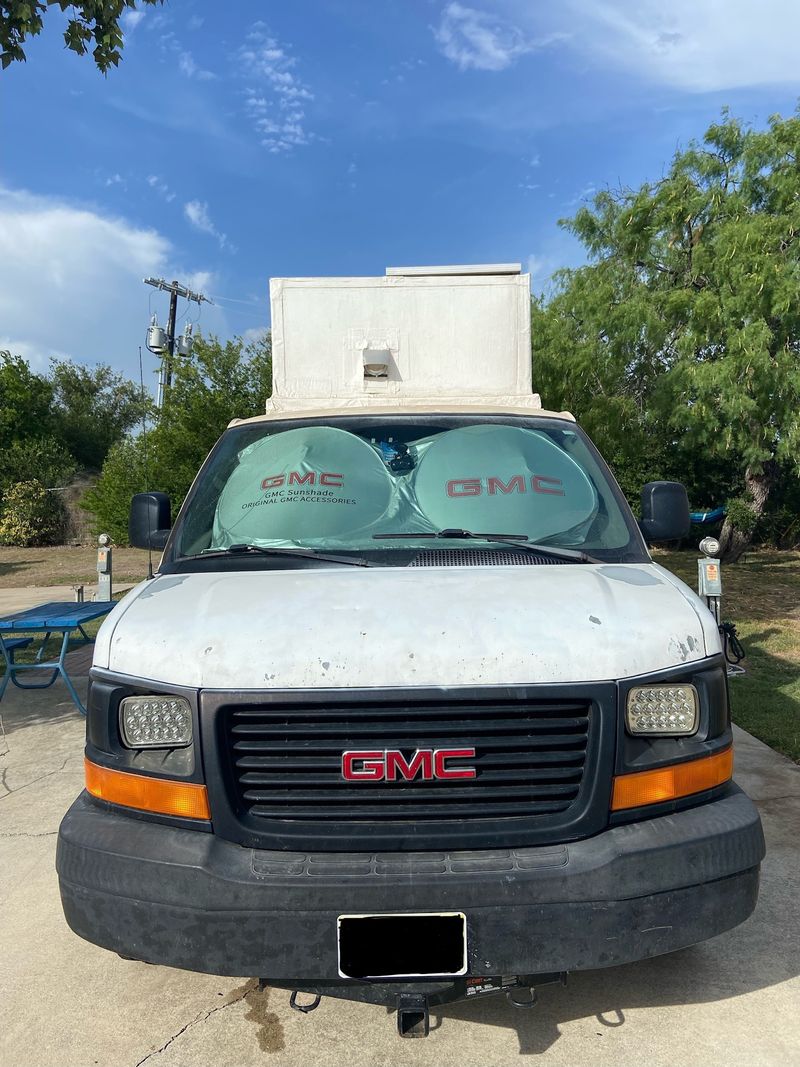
[337,912,467,979]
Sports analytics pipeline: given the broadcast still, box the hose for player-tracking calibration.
[719,621,745,665]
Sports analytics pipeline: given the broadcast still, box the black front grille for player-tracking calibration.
[214,694,605,851]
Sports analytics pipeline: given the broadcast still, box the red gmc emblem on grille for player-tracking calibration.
[341,748,477,782]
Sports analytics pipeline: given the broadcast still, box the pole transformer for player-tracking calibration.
[143,277,212,407]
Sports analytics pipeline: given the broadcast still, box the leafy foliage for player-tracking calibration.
[49,359,148,471]
[83,333,273,541]
[534,108,800,559]
[0,351,53,442]
[81,434,151,543]
[0,435,76,494]
[0,478,67,546]
[0,0,162,72]
[0,348,146,545]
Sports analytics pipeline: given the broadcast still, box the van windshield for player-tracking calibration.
[169,415,647,565]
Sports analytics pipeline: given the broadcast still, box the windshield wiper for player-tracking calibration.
[373,529,603,564]
[184,544,373,567]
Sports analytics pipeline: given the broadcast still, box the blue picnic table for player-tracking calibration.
[0,601,115,715]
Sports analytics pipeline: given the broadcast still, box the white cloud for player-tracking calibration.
[178,50,216,81]
[147,175,176,203]
[0,186,221,378]
[184,200,231,251]
[433,3,564,71]
[242,326,269,345]
[121,9,146,33]
[105,173,125,188]
[530,0,800,92]
[179,51,197,77]
[239,23,316,152]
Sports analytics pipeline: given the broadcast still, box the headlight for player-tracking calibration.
[120,695,193,749]
[626,684,699,736]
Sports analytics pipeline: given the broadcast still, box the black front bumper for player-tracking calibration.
[57,786,764,981]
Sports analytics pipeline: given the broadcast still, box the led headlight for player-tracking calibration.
[626,684,699,736]
[120,696,193,749]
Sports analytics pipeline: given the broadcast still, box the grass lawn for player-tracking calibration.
[656,548,800,764]
[1,545,797,763]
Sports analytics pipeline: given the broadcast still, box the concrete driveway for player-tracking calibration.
[1,662,799,1067]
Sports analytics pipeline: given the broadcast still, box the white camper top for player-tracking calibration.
[266,264,541,415]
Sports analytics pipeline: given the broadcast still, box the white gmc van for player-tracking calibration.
[57,265,764,1038]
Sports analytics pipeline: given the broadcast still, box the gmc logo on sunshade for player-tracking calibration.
[342,748,477,782]
[261,471,343,490]
[446,475,564,497]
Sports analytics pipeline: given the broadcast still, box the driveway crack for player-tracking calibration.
[133,982,254,1066]
[0,830,58,838]
[0,758,72,802]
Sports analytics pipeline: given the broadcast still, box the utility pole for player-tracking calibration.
[144,277,212,407]
[164,282,179,398]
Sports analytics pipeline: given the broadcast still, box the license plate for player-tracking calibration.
[337,911,467,979]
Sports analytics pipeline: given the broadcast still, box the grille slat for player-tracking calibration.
[243,785,576,802]
[243,783,578,802]
[238,766,584,787]
[233,732,587,753]
[223,698,593,845]
[232,716,588,738]
[235,750,586,771]
[248,799,573,820]
[231,701,588,720]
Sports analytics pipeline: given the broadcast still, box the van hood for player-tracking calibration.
[95,563,719,690]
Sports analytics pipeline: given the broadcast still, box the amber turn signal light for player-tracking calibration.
[84,758,211,820]
[611,747,733,812]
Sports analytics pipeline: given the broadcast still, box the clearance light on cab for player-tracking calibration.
[626,684,699,736]
[611,747,733,811]
[120,695,193,748]
[84,758,210,820]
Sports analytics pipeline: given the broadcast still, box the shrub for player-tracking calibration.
[81,436,152,544]
[0,479,68,546]
[0,435,76,496]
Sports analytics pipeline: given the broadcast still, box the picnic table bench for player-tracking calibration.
[0,601,116,716]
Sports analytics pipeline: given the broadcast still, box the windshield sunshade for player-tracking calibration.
[411,425,598,544]
[170,414,643,564]
[213,426,396,545]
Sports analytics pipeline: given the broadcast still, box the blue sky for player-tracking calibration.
[2,0,800,387]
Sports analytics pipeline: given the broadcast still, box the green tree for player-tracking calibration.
[155,332,273,501]
[534,108,800,560]
[0,351,54,446]
[80,434,153,542]
[1,0,162,71]
[83,333,273,540]
[49,359,149,471]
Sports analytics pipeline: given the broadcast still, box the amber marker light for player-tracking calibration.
[84,758,211,820]
[610,747,733,812]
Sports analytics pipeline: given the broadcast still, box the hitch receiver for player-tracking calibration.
[396,994,430,1038]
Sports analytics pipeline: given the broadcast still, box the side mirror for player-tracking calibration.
[129,492,172,550]
[640,481,690,544]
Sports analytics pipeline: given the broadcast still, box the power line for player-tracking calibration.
[208,293,264,306]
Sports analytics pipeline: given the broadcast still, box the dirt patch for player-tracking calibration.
[0,545,152,587]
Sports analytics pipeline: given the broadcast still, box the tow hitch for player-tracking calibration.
[396,994,430,1038]
[275,973,567,1039]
